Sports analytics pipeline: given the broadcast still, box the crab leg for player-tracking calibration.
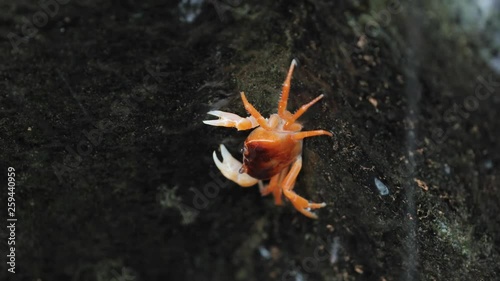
[259,171,284,205]
[212,144,259,187]
[278,59,298,119]
[292,130,333,140]
[203,110,259,131]
[284,94,325,130]
[240,92,272,130]
[281,156,326,219]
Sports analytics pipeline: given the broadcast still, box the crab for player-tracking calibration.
[203,59,332,219]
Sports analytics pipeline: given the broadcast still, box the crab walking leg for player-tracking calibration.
[281,156,326,219]
[260,174,279,196]
[213,144,259,187]
[240,92,272,130]
[260,173,283,205]
[272,180,283,205]
[284,94,325,130]
[203,111,259,131]
[273,166,290,205]
[292,130,333,140]
[278,59,298,119]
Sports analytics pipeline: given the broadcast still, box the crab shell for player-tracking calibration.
[240,127,302,179]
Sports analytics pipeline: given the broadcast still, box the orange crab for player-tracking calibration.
[203,59,332,218]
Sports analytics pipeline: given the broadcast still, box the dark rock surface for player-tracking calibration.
[1,0,499,280]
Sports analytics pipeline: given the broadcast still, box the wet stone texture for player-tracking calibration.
[1,0,499,280]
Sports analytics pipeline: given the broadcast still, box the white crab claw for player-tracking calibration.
[203,111,258,130]
[203,111,237,127]
[212,144,259,187]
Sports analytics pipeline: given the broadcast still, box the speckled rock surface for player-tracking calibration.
[1,0,499,280]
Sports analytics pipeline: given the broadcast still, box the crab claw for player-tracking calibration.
[213,144,259,187]
[203,111,258,131]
